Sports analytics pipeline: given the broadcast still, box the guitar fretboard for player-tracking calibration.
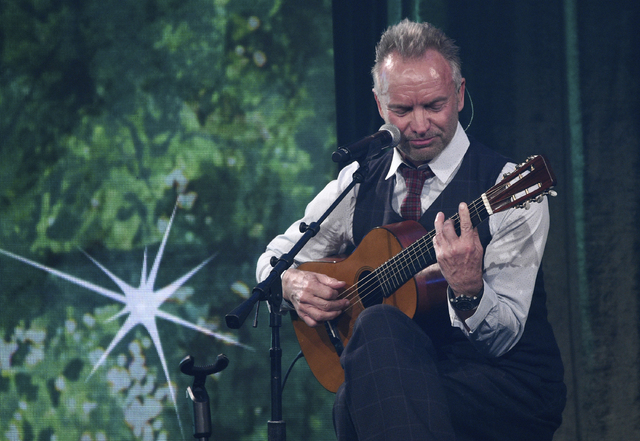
[345,154,555,308]
[371,196,490,299]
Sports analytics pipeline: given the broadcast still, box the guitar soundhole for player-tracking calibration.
[357,270,384,308]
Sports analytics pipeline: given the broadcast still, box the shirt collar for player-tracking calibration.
[386,122,470,183]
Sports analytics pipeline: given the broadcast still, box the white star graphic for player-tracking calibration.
[0,204,251,432]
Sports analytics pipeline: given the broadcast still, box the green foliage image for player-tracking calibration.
[0,0,338,439]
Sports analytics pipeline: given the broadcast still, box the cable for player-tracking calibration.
[282,350,305,392]
[464,86,475,131]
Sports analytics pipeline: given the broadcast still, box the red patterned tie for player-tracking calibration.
[400,165,434,221]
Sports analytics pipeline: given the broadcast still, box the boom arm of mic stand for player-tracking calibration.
[226,261,287,329]
[225,286,265,329]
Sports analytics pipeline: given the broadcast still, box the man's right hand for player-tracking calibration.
[281,268,349,327]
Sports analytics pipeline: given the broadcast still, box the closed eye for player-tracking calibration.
[389,106,411,116]
[426,97,449,112]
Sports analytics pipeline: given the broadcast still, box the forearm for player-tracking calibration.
[256,163,358,284]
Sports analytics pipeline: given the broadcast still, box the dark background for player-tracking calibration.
[333,1,640,439]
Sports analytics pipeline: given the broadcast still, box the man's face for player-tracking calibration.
[374,49,465,166]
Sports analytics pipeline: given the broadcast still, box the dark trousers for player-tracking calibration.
[333,304,565,441]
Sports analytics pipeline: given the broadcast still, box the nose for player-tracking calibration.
[410,107,431,136]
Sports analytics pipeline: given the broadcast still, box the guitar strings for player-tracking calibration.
[340,208,464,309]
[338,161,537,311]
[336,194,489,314]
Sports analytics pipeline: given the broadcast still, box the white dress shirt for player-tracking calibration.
[256,123,550,358]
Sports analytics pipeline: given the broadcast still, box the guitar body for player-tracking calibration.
[292,220,448,393]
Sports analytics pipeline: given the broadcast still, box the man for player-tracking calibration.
[256,19,566,441]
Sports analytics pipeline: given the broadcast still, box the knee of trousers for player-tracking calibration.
[347,304,432,354]
[356,304,415,333]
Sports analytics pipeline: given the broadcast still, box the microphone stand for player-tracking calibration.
[225,139,386,441]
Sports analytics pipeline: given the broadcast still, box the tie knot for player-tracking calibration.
[400,165,433,195]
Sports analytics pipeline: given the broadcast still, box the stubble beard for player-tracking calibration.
[397,134,447,165]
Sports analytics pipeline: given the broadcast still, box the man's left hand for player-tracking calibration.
[433,202,484,298]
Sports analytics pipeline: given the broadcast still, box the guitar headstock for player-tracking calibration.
[484,155,557,215]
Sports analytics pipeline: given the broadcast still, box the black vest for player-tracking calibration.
[352,138,564,383]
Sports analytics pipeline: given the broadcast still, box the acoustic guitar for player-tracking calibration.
[291,155,557,393]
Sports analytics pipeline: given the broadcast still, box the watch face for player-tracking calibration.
[451,295,480,311]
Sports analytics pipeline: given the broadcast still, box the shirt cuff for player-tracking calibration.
[448,280,497,333]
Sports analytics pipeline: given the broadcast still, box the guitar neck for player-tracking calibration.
[375,195,490,297]
[370,154,557,299]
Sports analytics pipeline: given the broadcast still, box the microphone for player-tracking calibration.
[331,124,401,163]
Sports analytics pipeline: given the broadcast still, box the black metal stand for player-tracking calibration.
[224,139,385,441]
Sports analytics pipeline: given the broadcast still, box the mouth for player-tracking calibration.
[407,136,437,148]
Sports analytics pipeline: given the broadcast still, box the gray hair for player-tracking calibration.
[372,19,463,94]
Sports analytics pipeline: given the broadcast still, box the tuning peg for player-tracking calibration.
[548,190,557,197]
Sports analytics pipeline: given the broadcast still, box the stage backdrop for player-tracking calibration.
[0,0,339,440]
[4,1,640,441]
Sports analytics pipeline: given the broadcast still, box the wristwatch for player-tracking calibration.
[448,286,483,311]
